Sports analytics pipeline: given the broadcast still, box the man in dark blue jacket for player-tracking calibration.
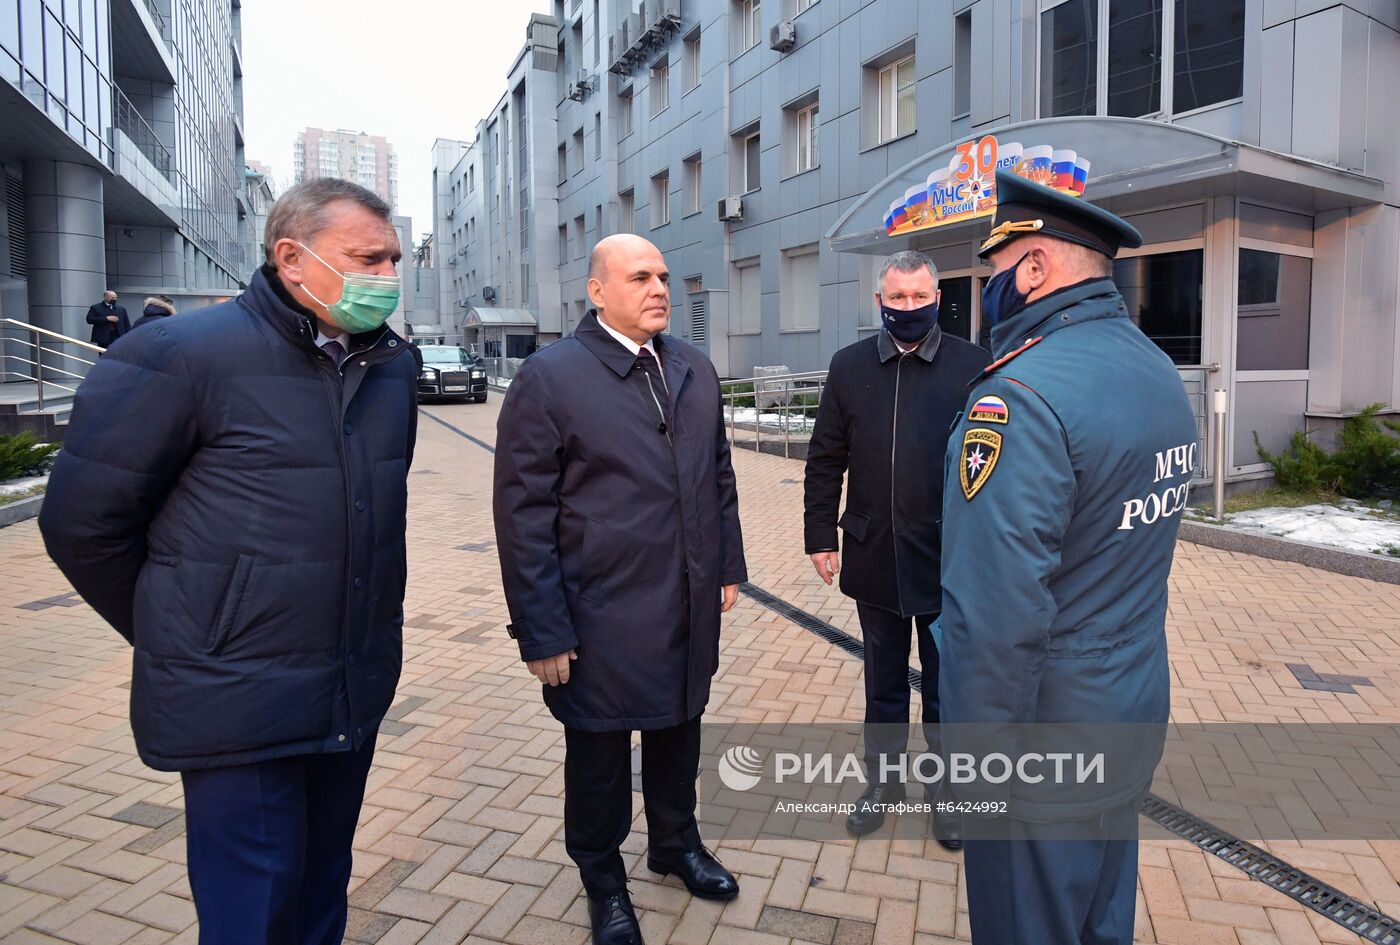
[804,251,989,845]
[40,178,417,945]
[939,171,1197,944]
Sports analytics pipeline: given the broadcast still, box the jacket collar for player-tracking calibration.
[576,309,692,383]
[877,324,943,364]
[988,277,1124,358]
[244,264,404,357]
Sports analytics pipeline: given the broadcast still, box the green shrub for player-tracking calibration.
[0,433,59,481]
[1256,404,1400,497]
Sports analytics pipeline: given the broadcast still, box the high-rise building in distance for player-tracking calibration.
[292,128,398,212]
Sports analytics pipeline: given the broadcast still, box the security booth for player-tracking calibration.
[405,324,446,345]
[463,306,539,378]
[825,116,1388,491]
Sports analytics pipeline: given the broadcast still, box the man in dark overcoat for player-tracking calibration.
[85,289,129,346]
[804,250,989,845]
[494,233,747,945]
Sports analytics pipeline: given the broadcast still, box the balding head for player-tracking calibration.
[586,234,671,344]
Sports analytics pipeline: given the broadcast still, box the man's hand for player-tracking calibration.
[527,649,577,686]
[106,315,119,323]
[721,584,739,613]
[810,551,840,585]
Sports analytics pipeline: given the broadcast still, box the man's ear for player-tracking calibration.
[272,238,305,285]
[586,276,604,310]
[874,293,883,309]
[1024,247,1050,291]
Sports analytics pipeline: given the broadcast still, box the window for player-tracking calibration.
[781,245,820,330]
[741,131,761,192]
[953,10,972,117]
[1039,0,1244,118]
[592,0,600,63]
[733,257,762,333]
[1174,0,1245,113]
[796,103,818,172]
[619,189,635,234]
[651,171,670,227]
[1112,249,1203,364]
[795,0,816,11]
[594,112,602,159]
[557,142,568,183]
[1040,0,1097,117]
[877,55,916,142]
[572,127,585,173]
[650,57,670,115]
[738,0,761,51]
[683,154,702,215]
[1237,249,1311,371]
[596,203,604,238]
[618,86,634,138]
[521,263,530,304]
[685,30,701,90]
[573,214,586,258]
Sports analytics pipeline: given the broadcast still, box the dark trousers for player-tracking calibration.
[180,741,376,945]
[857,601,940,781]
[963,803,1140,945]
[564,715,703,899]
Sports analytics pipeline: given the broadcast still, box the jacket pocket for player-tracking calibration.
[838,510,870,543]
[206,555,253,655]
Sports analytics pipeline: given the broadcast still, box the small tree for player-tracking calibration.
[1255,404,1400,497]
[0,433,60,481]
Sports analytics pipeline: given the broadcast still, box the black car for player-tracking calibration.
[416,345,488,403]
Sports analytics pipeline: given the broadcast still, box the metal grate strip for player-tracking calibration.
[738,581,1400,944]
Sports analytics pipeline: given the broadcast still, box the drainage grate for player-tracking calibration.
[739,581,1400,943]
[1141,796,1400,944]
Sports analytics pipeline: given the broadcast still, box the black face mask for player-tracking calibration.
[980,254,1030,329]
[879,299,938,344]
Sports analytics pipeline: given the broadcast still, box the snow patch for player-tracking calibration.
[1226,501,1400,556]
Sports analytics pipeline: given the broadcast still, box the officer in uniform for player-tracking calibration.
[938,170,1197,944]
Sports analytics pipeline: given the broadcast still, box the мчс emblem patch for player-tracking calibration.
[968,395,1009,425]
[960,428,1002,500]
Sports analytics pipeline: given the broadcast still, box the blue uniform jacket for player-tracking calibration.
[938,278,1197,818]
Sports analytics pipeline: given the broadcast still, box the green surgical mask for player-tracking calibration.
[296,241,400,334]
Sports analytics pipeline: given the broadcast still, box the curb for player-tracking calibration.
[1179,519,1400,586]
[0,493,44,529]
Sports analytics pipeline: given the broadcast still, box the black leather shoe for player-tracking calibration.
[845,781,906,836]
[931,808,963,851]
[647,845,740,901]
[587,890,644,945]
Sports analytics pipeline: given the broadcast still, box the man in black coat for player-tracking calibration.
[40,178,417,945]
[494,234,747,945]
[85,290,129,346]
[804,250,990,846]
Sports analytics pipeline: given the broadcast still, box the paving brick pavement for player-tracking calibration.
[0,397,1396,944]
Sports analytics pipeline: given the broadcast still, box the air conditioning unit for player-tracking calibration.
[660,1,682,27]
[483,286,496,302]
[446,208,454,219]
[628,12,645,47]
[577,69,595,93]
[770,19,796,52]
[717,195,743,222]
[566,82,582,102]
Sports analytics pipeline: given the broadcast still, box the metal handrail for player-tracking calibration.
[0,317,105,414]
[113,87,175,182]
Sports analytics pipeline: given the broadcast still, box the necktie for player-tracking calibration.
[322,339,347,368]
[635,347,670,434]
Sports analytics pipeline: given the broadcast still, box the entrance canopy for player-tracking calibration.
[826,116,1385,256]
[464,307,538,329]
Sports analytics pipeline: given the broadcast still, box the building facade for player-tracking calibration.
[294,127,399,213]
[237,160,274,278]
[1,0,249,366]
[437,0,1399,489]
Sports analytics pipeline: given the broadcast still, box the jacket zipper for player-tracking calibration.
[316,326,391,749]
[891,355,904,617]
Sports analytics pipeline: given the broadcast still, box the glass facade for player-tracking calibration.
[0,0,114,164]
[172,0,241,277]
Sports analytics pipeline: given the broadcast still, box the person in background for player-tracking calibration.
[132,295,176,330]
[803,250,989,847]
[41,178,417,945]
[85,290,129,347]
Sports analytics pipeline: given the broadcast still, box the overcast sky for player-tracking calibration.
[242,0,554,243]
